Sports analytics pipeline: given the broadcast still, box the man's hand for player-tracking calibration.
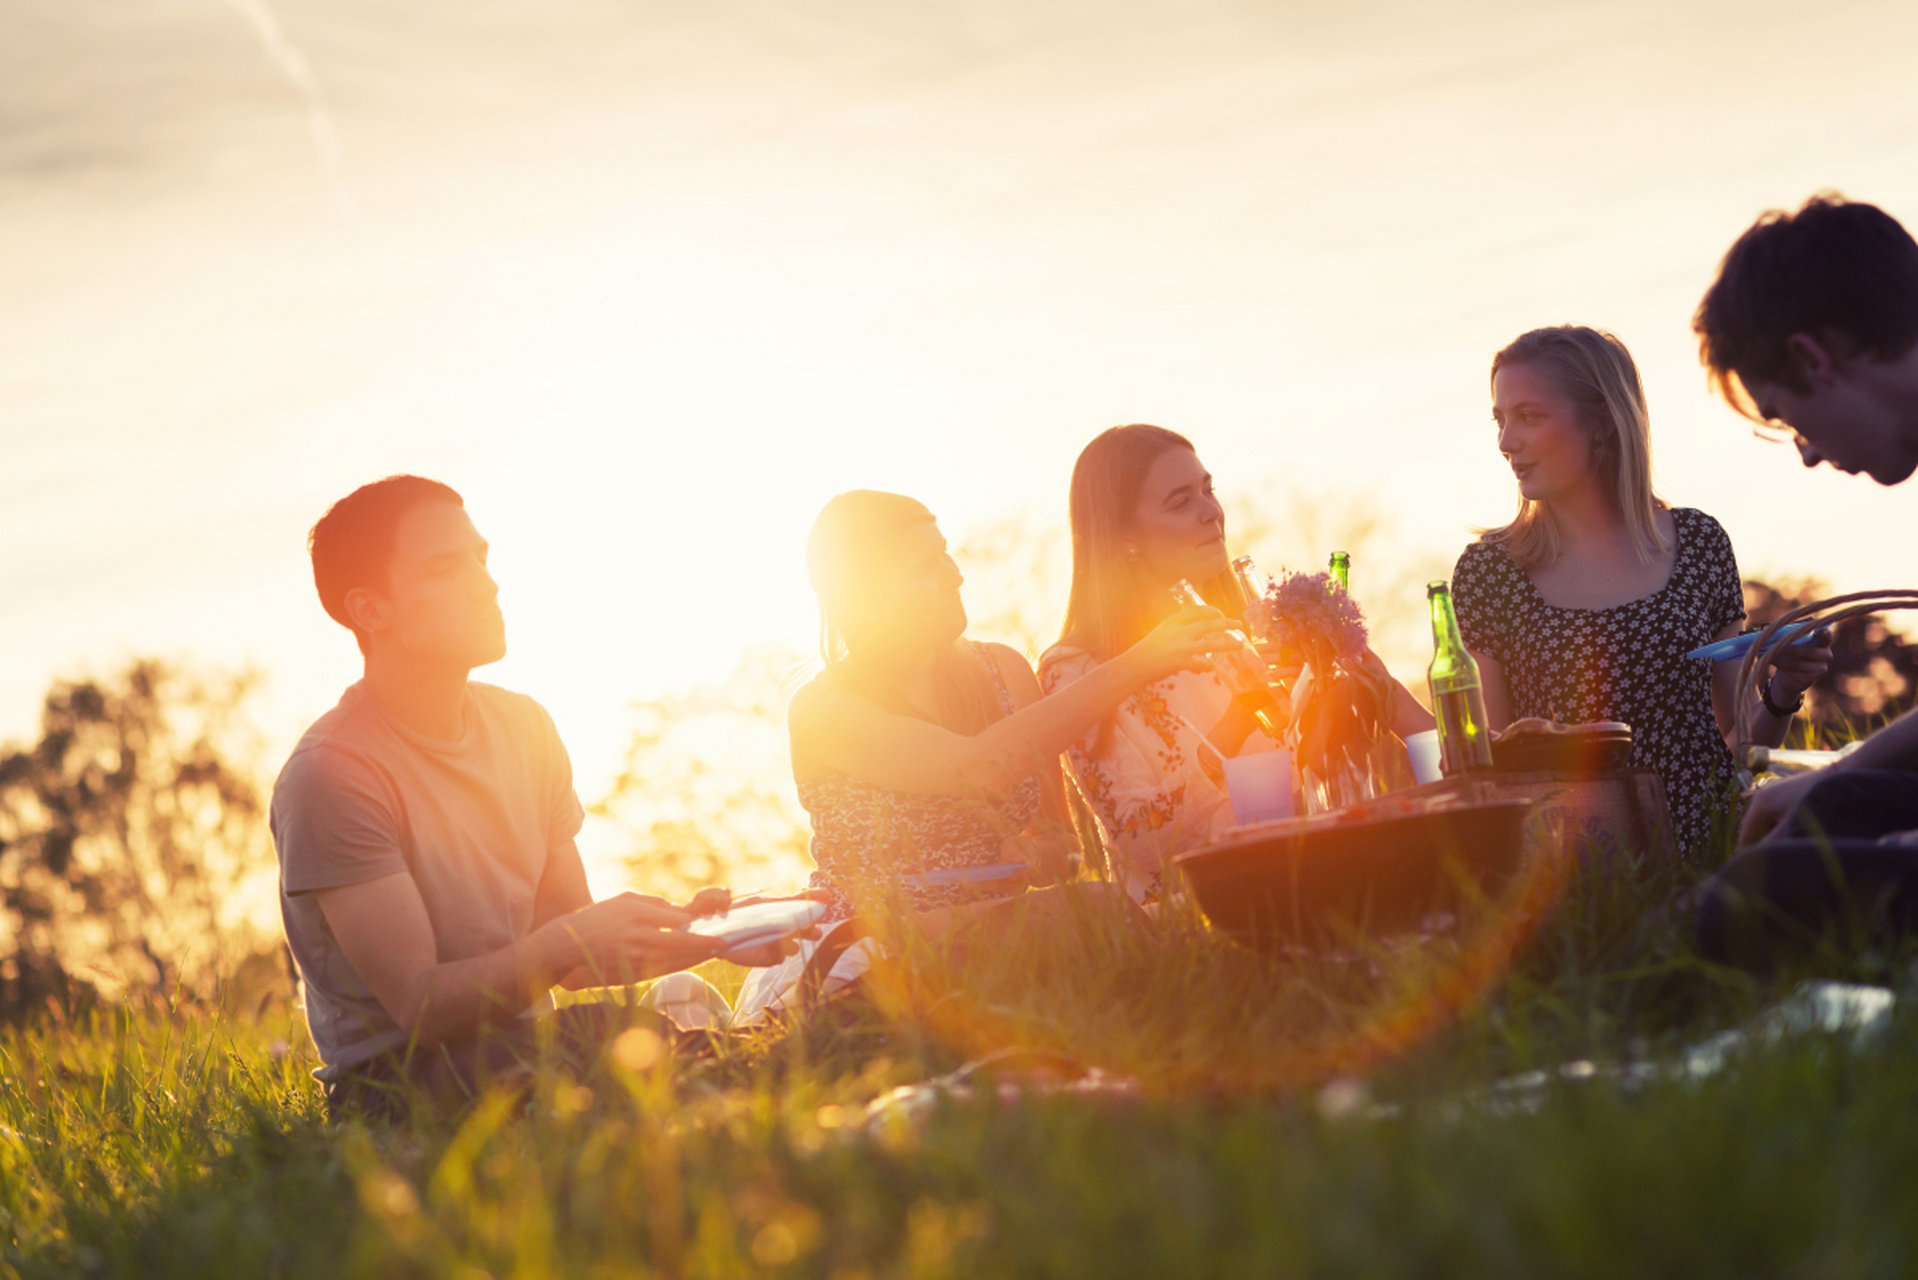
[558,893,726,984]
[1738,771,1820,848]
[725,925,825,968]
[665,887,833,968]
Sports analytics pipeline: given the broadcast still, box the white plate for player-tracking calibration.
[682,901,828,954]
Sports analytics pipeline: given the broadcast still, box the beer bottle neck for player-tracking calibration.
[1429,588,1466,655]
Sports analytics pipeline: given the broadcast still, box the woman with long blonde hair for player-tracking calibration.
[1450,325,1831,858]
[731,489,1234,1021]
[1039,425,1432,903]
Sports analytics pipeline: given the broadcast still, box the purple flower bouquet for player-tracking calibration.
[1249,569,1367,669]
[1247,570,1408,809]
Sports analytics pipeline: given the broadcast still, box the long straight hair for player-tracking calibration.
[1483,326,1671,568]
[1054,424,1248,663]
[805,490,1004,736]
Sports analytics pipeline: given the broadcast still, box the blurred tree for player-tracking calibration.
[597,494,1459,900]
[1225,484,1454,697]
[951,487,1454,682]
[597,644,815,901]
[0,659,279,1019]
[1744,579,1918,738]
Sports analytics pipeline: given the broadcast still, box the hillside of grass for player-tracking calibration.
[3,852,1914,1280]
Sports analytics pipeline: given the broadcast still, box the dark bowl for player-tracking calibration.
[1173,797,1536,950]
[1491,723,1633,774]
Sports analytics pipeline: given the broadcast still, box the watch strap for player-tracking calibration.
[1761,675,1804,719]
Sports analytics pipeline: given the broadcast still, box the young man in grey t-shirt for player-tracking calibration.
[272,476,795,1114]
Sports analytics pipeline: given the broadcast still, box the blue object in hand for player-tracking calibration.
[1687,626,1830,663]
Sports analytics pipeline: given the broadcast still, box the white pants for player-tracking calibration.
[639,971,735,1031]
[729,934,881,1027]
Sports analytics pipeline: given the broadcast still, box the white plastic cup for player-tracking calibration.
[1405,730,1443,785]
[1223,749,1295,825]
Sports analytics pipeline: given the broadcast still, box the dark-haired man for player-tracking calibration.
[1695,193,1918,486]
[272,476,785,1114]
[1691,195,1918,965]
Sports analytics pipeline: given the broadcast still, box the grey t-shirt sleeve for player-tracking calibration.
[273,743,410,895]
[533,700,587,848]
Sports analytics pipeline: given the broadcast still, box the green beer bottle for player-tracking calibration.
[1426,581,1493,775]
[1328,551,1350,593]
[1170,578,1287,738]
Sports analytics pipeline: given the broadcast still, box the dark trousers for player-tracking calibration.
[1695,770,1918,971]
[325,1003,695,1123]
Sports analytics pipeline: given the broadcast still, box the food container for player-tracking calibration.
[1404,769,1677,868]
[1489,721,1633,774]
[1173,794,1536,949]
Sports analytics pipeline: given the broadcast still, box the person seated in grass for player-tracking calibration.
[1689,194,1918,963]
[1449,326,1831,863]
[272,475,798,1118]
[1038,425,1433,904]
[730,489,1234,1023]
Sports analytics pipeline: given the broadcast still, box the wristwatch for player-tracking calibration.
[1761,675,1804,718]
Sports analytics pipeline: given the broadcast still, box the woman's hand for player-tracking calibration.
[1001,831,1073,884]
[1765,631,1834,706]
[1360,643,1437,736]
[1122,606,1243,683]
[683,886,732,917]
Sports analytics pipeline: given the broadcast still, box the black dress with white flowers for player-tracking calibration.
[1451,507,1747,861]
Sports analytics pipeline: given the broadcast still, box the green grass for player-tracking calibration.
[3,852,1917,1280]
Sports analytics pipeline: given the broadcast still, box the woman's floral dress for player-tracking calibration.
[798,642,1042,923]
[732,642,1040,1025]
[1450,507,1748,860]
[1038,645,1284,902]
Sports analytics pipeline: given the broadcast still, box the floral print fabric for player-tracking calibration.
[799,643,1042,922]
[1450,507,1747,860]
[1037,646,1283,902]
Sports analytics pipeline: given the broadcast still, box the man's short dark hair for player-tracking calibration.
[309,476,464,653]
[1695,194,1918,413]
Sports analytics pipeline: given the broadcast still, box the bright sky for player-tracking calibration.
[4,0,1916,887]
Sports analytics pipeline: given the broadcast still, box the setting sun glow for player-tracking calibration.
[5,0,1917,892]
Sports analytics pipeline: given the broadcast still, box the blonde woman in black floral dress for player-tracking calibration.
[1450,326,1832,860]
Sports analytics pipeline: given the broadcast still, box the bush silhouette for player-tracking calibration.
[0,658,281,1019]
